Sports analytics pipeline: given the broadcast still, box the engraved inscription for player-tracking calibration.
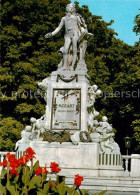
[51,89,81,130]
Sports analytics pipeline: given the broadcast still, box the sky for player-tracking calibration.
[71,0,140,46]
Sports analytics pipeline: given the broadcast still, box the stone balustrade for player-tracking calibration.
[0,151,140,178]
[122,154,140,177]
[99,153,122,167]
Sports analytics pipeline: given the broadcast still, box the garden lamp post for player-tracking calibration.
[124,136,132,155]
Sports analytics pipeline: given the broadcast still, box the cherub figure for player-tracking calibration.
[96,116,115,153]
[30,116,46,140]
[15,126,32,150]
[88,85,102,106]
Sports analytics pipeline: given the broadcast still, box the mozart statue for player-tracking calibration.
[45,3,93,70]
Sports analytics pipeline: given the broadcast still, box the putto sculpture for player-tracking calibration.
[45,3,93,70]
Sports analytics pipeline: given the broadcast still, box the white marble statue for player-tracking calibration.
[38,77,50,90]
[88,112,94,128]
[15,126,32,150]
[97,116,113,134]
[45,3,93,70]
[95,116,117,153]
[30,116,46,140]
[87,85,102,106]
[38,77,50,103]
[99,131,120,154]
[70,131,80,145]
[57,46,73,69]
[89,116,120,153]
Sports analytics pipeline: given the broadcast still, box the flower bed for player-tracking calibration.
[0,147,86,194]
[0,147,107,194]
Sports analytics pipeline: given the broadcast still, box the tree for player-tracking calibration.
[131,12,140,151]
[133,12,140,46]
[0,117,23,151]
[132,119,140,151]
[133,13,140,35]
[0,0,139,153]
[1,0,71,125]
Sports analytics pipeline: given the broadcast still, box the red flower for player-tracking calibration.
[6,152,19,169]
[35,167,43,176]
[74,174,84,186]
[0,152,18,168]
[25,147,36,160]
[0,159,8,167]
[18,156,25,166]
[50,162,61,174]
[6,153,15,161]
[9,168,18,176]
[10,158,19,169]
[43,167,48,174]
[49,182,53,188]
[35,166,48,176]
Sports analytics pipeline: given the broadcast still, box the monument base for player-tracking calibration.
[65,176,140,194]
[17,141,124,177]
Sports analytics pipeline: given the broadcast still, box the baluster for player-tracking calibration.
[122,155,130,176]
[104,153,106,165]
[125,158,129,171]
[1,154,4,162]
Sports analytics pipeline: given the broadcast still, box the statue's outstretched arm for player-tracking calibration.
[45,17,65,38]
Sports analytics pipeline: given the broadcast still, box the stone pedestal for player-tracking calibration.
[30,141,99,177]
[44,70,90,132]
[17,67,124,178]
[17,141,124,177]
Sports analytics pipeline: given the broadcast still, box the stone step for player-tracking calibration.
[65,176,140,193]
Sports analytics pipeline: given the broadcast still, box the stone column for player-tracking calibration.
[130,154,140,177]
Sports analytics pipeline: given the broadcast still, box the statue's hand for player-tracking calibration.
[44,32,52,38]
[87,32,94,36]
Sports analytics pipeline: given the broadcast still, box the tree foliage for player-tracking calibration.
[0,117,23,151]
[133,13,140,35]
[0,0,140,153]
[132,119,140,151]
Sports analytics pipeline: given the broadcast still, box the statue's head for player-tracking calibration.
[25,125,31,132]
[92,85,98,91]
[30,117,36,123]
[102,116,108,122]
[66,3,75,13]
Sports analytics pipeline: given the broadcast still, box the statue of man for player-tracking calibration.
[45,3,92,70]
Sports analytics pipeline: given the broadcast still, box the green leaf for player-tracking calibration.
[80,189,89,195]
[0,183,6,194]
[42,183,49,194]
[37,183,50,195]
[56,181,66,195]
[65,186,73,194]
[37,192,43,195]
[28,175,42,190]
[98,190,107,195]
[0,168,7,179]
[6,184,16,195]
[33,160,39,171]
[22,166,30,186]
[72,191,79,195]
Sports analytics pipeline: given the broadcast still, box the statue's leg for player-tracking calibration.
[104,140,114,152]
[63,36,71,68]
[71,33,79,69]
[100,142,105,153]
